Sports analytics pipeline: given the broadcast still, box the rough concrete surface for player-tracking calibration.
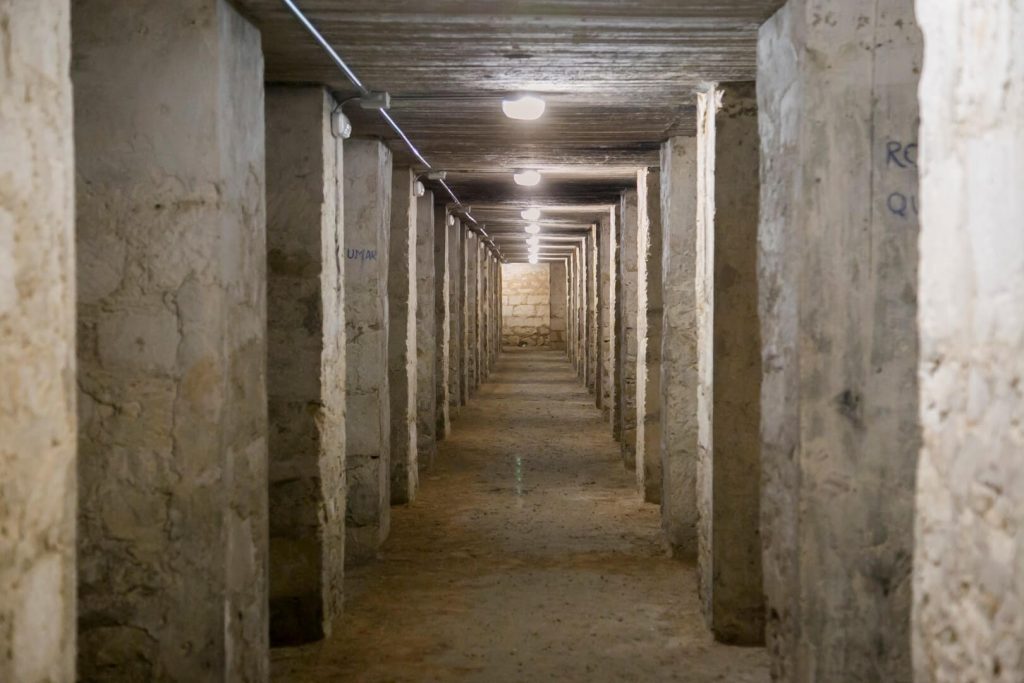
[501,263,551,347]
[635,168,663,504]
[433,205,451,439]
[600,210,617,422]
[659,136,699,558]
[416,194,437,468]
[344,138,392,564]
[389,167,419,505]
[448,219,464,411]
[618,190,640,469]
[265,86,346,645]
[0,2,76,680]
[913,1,1024,681]
[549,261,567,349]
[271,349,770,682]
[588,226,600,398]
[757,0,922,679]
[74,1,269,679]
[699,82,764,645]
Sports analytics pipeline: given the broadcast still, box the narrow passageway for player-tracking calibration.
[273,348,768,682]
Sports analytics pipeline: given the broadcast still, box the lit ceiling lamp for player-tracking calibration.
[513,169,542,186]
[528,255,539,264]
[524,223,540,235]
[526,236,540,247]
[521,207,541,221]
[502,94,546,121]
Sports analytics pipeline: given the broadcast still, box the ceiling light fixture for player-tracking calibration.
[524,223,540,235]
[528,256,540,264]
[526,236,540,247]
[502,94,546,121]
[521,207,541,221]
[513,170,542,187]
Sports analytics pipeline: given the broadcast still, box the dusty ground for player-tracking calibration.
[273,348,769,682]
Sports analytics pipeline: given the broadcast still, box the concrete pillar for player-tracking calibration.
[0,3,75,680]
[611,215,623,442]
[476,241,486,382]
[659,136,700,556]
[265,86,345,645]
[588,225,600,398]
[575,247,585,377]
[914,2,1024,681]
[550,261,568,349]
[695,83,763,644]
[74,1,269,678]
[599,211,617,420]
[343,138,392,563]
[433,206,451,439]
[567,253,576,362]
[575,245,582,373]
[388,168,418,504]
[415,194,436,468]
[448,220,464,411]
[464,232,478,394]
[758,2,921,678]
[454,223,468,405]
[636,168,664,504]
[618,190,640,469]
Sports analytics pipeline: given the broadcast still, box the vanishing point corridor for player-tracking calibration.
[273,349,767,681]
[4,1,1024,682]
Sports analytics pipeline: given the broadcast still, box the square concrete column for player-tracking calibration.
[914,2,1024,681]
[694,83,763,644]
[636,168,664,504]
[265,86,346,645]
[464,232,478,393]
[574,247,584,375]
[758,2,921,678]
[0,3,75,680]
[659,136,699,556]
[389,167,418,504]
[599,211,617,420]
[462,230,471,393]
[74,1,269,678]
[433,205,451,439]
[611,213,624,441]
[343,139,392,563]
[416,193,437,467]
[567,252,576,362]
[450,220,466,408]
[618,190,640,469]
[588,225,600,398]
[549,261,568,349]
[476,241,486,381]
[578,245,585,367]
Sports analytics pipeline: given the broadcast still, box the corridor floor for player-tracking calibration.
[272,348,769,682]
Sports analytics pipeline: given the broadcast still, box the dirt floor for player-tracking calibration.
[272,348,769,682]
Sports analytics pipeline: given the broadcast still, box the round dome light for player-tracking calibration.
[524,223,540,235]
[521,207,541,221]
[513,170,542,186]
[502,95,546,121]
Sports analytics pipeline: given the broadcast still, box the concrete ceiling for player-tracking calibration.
[235,0,783,260]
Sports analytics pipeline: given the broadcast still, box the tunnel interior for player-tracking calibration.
[1,1,1023,682]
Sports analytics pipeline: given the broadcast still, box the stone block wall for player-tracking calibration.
[0,2,77,680]
[501,263,551,347]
